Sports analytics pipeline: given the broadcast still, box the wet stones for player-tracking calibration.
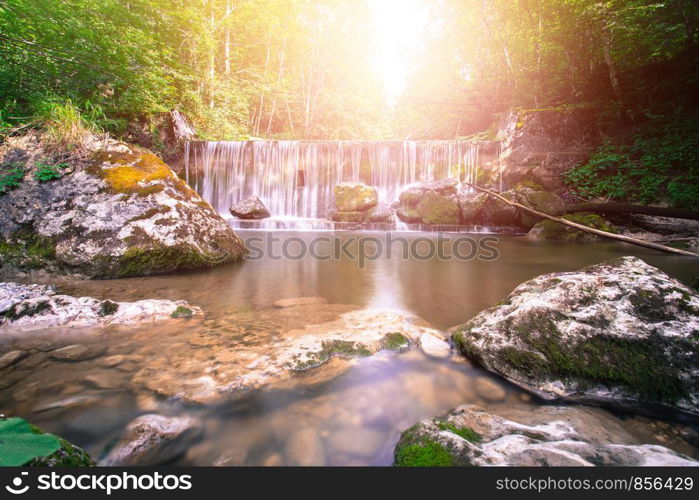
[101,414,202,466]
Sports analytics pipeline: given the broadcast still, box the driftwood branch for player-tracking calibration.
[466,183,698,257]
[566,203,699,222]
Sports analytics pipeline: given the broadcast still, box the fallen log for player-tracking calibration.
[567,203,699,221]
[466,183,698,257]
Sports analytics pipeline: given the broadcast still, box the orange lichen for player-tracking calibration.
[89,151,174,194]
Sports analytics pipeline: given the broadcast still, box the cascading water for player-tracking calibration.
[185,140,502,219]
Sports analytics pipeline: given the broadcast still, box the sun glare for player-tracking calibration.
[370,0,428,102]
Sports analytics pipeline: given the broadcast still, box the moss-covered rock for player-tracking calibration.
[528,212,616,241]
[333,182,378,212]
[450,256,699,416]
[396,179,461,225]
[416,190,461,225]
[0,135,246,278]
[393,405,698,466]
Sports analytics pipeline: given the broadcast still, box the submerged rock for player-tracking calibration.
[273,296,328,308]
[131,305,443,404]
[229,195,270,219]
[0,282,201,331]
[101,414,202,466]
[394,405,698,466]
[0,134,246,278]
[419,333,451,358]
[451,256,699,416]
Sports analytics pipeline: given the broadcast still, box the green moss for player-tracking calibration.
[292,340,372,371]
[99,300,119,316]
[394,442,454,467]
[437,422,481,442]
[452,329,480,359]
[171,306,193,318]
[88,151,174,195]
[381,332,410,351]
[4,301,51,321]
[499,318,690,403]
[394,424,457,467]
[98,245,222,279]
[0,229,57,271]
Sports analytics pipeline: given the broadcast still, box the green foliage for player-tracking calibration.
[34,161,69,182]
[565,117,699,208]
[0,418,61,466]
[0,163,25,194]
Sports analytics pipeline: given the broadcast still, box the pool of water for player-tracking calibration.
[1,231,698,465]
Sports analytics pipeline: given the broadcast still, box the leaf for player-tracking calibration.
[0,418,62,466]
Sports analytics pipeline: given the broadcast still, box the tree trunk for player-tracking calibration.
[466,184,698,257]
[567,203,699,221]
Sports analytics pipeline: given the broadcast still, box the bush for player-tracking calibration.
[565,116,699,208]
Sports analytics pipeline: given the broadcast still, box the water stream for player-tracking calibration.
[2,232,699,465]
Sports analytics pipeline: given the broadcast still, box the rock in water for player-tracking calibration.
[333,183,378,212]
[419,333,451,358]
[0,135,246,278]
[0,282,201,331]
[394,405,698,466]
[452,256,699,416]
[229,195,270,219]
[102,414,201,466]
[397,179,460,225]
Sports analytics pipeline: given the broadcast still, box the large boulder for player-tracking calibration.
[451,257,699,416]
[394,405,698,466]
[0,282,201,331]
[0,134,246,278]
[459,183,566,228]
[397,179,460,225]
[229,195,270,219]
[333,183,378,212]
[498,107,601,191]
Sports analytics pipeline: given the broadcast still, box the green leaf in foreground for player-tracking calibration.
[0,418,62,466]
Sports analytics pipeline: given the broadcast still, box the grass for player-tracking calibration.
[33,98,100,150]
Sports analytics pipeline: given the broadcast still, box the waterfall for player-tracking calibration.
[185,140,501,218]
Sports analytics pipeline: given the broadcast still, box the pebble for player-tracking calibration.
[419,333,451,358]
[475,376,507,402]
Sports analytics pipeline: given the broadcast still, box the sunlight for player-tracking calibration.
[370,0,428,102]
